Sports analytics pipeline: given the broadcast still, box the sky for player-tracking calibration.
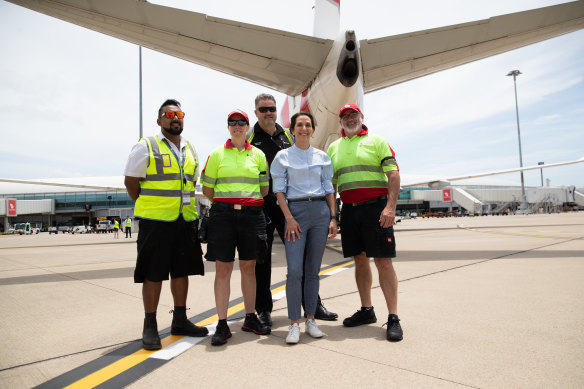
[0,0,583,189]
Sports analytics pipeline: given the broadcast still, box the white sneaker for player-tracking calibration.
[286,323,300,344]
[305,318,323,338]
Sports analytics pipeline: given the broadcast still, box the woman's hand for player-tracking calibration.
[328,218,338,239]
[285,217,302,242]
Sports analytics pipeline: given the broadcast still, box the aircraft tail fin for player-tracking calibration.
[313,0,340,39]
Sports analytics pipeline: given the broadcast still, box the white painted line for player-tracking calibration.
[324,267,349,276]
[271,290,286,301]
[150,336,204,360]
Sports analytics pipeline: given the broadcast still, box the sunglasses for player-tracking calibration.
[257,106,277,113]
[161,111,185,119]
[228,120,248,126]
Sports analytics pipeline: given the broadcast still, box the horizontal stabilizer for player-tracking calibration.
[360,1,584,92]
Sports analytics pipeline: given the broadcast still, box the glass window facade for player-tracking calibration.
[1,191,133,210]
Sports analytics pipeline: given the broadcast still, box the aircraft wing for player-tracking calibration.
[402,157,584,189]
[5,0,332,96]
[360,1,584,93]
[0,177,209,198]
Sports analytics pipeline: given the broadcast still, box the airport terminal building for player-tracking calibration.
[1,177,583,233]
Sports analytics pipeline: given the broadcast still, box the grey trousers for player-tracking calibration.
[284,200,329,320]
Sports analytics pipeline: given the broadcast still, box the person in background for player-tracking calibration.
[113,219,120,238]
[124,216,132,238]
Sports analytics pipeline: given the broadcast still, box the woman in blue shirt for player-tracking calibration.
[270,112,337,344]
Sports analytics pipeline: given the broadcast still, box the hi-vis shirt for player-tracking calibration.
[133,135,199,221]
[202,139,269,206]
[326,125,398,204]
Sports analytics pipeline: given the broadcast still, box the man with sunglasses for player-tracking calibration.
[326,103,403,342]
[247,93,338,328]
[124,99,208,350]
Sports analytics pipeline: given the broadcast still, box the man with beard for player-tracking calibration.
[124,99,208,350]
[247,93,338,328]
[326,103,403,342]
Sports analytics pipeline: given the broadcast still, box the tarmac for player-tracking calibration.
[0,213,583,388]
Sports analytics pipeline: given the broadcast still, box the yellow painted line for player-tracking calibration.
[65,251,355,387]
[270,284,287,294]
[64,335,183,389]
[319,259,354,276]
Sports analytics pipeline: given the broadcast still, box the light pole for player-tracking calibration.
[538,161,544,186]
[139,45,143,140]
[506,70,528,212]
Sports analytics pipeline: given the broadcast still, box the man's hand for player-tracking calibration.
[379,206,395,228]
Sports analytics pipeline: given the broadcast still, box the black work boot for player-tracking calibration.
[314,297,338,321]
[171,311,209,337]
[142,316,162,350]
[258,311,272,327]
[211,321,232,346]
[242,313,271,335]
[343,307,377,327]
[384,314,403,342]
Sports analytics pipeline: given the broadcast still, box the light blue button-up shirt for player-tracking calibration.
[271,145,335,200]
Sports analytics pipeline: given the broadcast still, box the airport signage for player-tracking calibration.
[7,199,17,216]
[96,216,107,221]
[442,189,452,202]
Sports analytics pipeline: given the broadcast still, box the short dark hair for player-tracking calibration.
[290,111,316,132]
[158,99,181,117]
[254,93,276,108]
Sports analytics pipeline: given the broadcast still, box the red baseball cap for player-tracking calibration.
[339,103,362,118]
[227,109,249,123]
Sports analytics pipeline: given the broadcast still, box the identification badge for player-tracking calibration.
[161,154,172,167]
[182,191,191,205]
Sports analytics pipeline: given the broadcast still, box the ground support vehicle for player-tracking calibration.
[14,223,40,235]
[96,220,113,233]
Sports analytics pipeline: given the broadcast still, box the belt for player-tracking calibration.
[287,196,326,203]
[212,202,262,212]
[350,195,388,207]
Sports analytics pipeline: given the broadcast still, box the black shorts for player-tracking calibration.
[134,215,204,283]
[205,202,267,263]
[340,197,397,259]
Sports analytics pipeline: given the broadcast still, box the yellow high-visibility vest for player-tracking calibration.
[327,127,397,203]
[134,136,199,221]
[201,140,268,206]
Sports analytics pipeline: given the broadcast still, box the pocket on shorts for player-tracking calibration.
[375,225,395,245]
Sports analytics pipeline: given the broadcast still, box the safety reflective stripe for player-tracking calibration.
[381,156,396,167]
[186,141,197,162]
[283,129,293,144]
[213,190,263,199]
[184,173,195,182]
[333,164,384,180]
[201,174,216,186]
[338,180,388,193]
[140,189,196,197]
[146,137,164,174]
[248,127,293,145]
[216,176,262,185]
[144,173,182,181]
[259,174,268,184]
